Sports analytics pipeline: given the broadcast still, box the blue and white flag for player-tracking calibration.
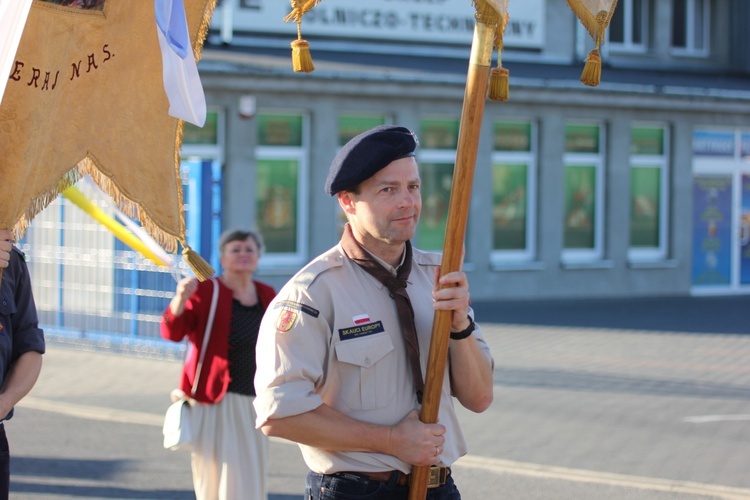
[155,0,207,126]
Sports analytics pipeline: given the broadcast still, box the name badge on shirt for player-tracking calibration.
[338,320,384,341]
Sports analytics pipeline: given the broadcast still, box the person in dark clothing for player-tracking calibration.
[0,229,45,500]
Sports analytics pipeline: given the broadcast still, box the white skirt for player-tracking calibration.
[190,392,268,500]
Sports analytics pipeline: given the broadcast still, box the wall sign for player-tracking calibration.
[212,0,545,49]
[693,130,735,157]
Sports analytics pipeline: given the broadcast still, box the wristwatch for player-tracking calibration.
[450,316,475,340]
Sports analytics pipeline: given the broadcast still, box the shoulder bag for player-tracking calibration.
[162,277,219,451]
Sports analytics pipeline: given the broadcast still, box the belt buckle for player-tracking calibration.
[426,466,445,489]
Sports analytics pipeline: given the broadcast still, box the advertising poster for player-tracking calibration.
[256,159,298,254]
[692,175,732,286]
[564,165,596,249]
[630,166,660,248]
[741,174,750,284]
[492,163,527,251]
[741,132,750,160]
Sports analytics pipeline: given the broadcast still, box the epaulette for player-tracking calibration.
[412,247,442,267]
[292,247,344,289]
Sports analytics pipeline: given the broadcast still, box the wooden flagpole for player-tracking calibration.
[408,13,496,500]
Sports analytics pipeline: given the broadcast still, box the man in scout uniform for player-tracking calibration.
[254,125,494,499]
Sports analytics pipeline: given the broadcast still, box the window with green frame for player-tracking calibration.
[417,118,459,251]
[183,111,219,145]
[565,123,600,154]
[258,114,303,146]
[255,159,298,254]
[563,122,603,258]
[629,125,668,258]
[491,121,535,260]
[255,113,307,263]
[338,115,386,146]
[630,167,661,247]
[494,122,532,152]
[420,118,459,149]
[418,162,453,251]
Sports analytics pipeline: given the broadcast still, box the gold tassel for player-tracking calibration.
[580,48,601,87]
[475,5,509,102]
[288,8,314,74]
[182,243,215,281]
[291,38,314,73]
[488,66,509,102]
[565,4,615,87]
[284,1,320,73]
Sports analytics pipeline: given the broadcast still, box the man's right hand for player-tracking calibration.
[0,230,13,269]
[389,410,446,466]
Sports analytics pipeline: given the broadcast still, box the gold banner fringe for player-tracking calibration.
[473,0,503,29]
[82,158,181,254]
[14,168,81,241]
[13,157,181,255]
[194,0,218,62]
[174,120,187,244]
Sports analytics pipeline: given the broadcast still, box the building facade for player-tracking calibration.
[189,0,750,301]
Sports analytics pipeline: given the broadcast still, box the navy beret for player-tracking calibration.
[325,125,418,196]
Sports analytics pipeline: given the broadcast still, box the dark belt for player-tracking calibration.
[339,466,451,489]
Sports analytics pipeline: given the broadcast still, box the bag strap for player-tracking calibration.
[190,277,219,397]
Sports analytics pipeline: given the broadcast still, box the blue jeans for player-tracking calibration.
[306,471,461,500]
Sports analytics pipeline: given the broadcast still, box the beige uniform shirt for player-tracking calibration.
[254,244,493,474]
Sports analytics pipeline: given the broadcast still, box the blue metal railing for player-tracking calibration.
[19,196,188,361]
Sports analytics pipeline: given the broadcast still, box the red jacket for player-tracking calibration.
[160,278,276,404]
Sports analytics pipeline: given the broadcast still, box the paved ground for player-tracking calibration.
[471,294,750,334]
[7,295,750,499]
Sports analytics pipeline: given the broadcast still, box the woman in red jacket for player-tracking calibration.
[161,229,276,500]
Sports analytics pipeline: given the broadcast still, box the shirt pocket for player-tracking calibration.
[0,295,16,335]
[334,333,395,411]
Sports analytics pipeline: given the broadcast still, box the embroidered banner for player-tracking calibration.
[0,0,216,254]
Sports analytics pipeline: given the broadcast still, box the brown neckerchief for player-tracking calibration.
[340,224,424,404]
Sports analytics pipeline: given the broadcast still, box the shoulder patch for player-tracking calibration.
[276,308,298,332]
[274,300,319,318]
